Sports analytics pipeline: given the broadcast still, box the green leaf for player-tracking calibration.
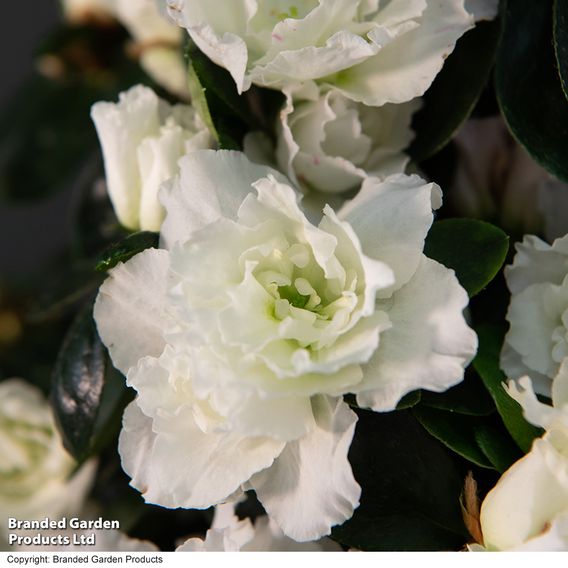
[554,0,568,101]
[95,231,159,272]
[51,305,131,461]
[473,324,543,453]
[409,19,501,162]
[420,368,495,416]
[186,41,253,150]
[424,219,509,297]
[473,422,522,473]
[496,0,568,182]
[332,409,467,551]
[412,406,494,470]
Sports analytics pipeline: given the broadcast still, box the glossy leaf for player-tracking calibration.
[95,231,158,272]
[409,19,501,162]
[496,0,568,182]
[424,219,509,297]
[473,324,543,453]
[52,305,131,461]
[51,306,106,460]
[332,409,467,551]
[412,406,494,470]
[473,422,522,473]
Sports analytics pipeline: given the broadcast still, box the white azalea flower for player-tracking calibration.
[501,233,568,397]
[94,150,476,541]
[476,424,568,551]
[276,90,419,194]
[472,370,568,551]
[451,117,568,241]
[163,0,475,106]
[0,379,96,545]
[91,85,215,232]
[177,502,340,551]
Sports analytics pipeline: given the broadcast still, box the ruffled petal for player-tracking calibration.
[159,150,288,249]
[329,0,473,106]
[251,396,360,542]
[355,255,477,411]
[505,234,568,295]
[338,173,441,296]
[94,249,177,375]
[119,401,284,509]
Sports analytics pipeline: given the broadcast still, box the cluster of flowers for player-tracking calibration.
[4,0,568,552]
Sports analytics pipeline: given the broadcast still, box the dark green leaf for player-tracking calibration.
[496,0,568,181]
[96,231,159,272]
[52,305,131,461]
[473,422,522,473]
[424,219,509,297]
[332,409,467,551]
[186,41,254,150]
[420,368,495,416]
[473,324,543,452]
[409,19,501,162]
[413,406,494,470]
[51,306,106,460]
[554,0,568,101]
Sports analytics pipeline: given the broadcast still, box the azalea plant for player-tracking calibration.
[2,0,568,553]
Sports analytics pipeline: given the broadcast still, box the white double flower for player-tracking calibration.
[501,234,568,398]
[94,150,476,542]
[276,91,419,194]
[473,367,568,551]
[163,0,478,105]
[0,380,95,545]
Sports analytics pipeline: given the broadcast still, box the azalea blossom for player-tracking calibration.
[94,150,476,541]
[0,380,95,546]
[475,422,568,551]
[501,233,568,397]
[470,368,568,551]
[163,0,475,106]
[276,90,419,194]
[177,502,340,551]
[91,85,214,232]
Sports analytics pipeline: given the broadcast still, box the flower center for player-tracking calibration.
[277,284,310,310]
